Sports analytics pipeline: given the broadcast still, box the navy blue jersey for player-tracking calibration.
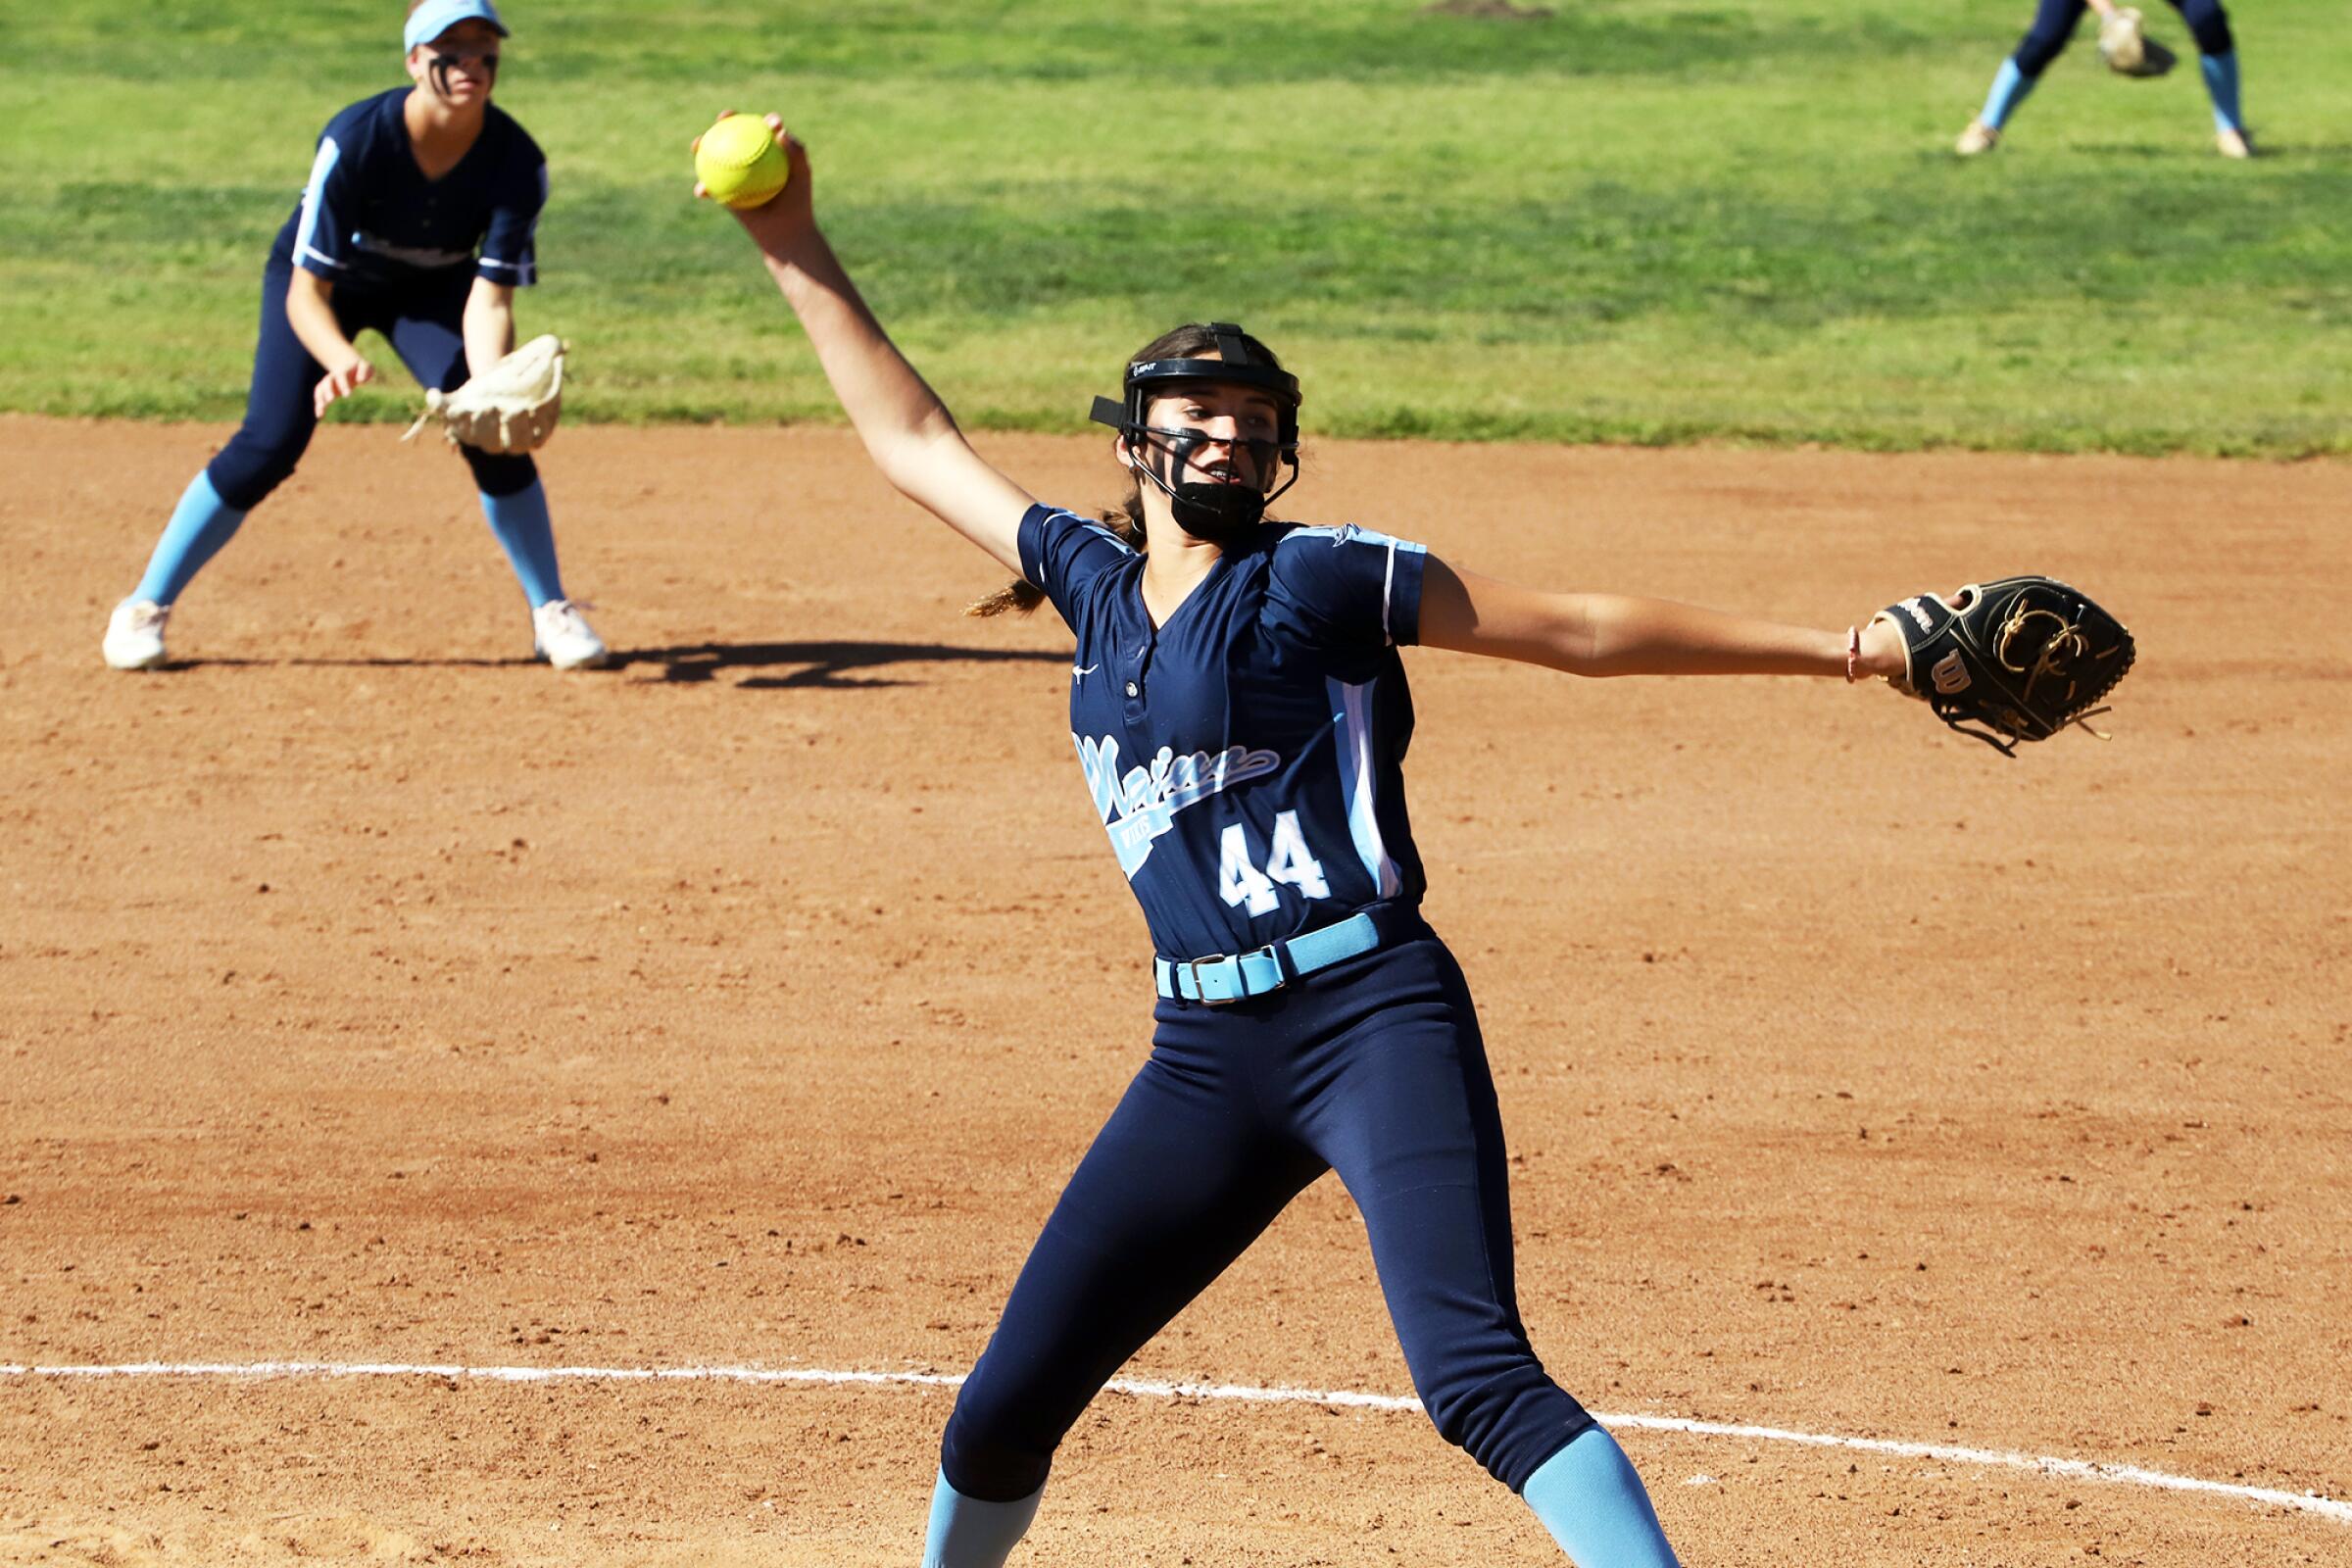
[275,88,546,291]
[1019,505,1431,961]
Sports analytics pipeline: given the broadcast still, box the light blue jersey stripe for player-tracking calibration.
[1328,676,1400,899]
[1380,540,1397,643]
[355,235,473,269]
[1288,523,1377,545]
[293,137,345,271]
[1288,522,1427,554]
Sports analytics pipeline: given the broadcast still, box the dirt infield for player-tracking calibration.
[2,414,2346,1566]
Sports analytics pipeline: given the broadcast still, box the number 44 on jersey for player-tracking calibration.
[1218,810,1331,914]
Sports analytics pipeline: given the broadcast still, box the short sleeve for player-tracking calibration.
[1265,524,1429,656]
[290,129,360,279]
[477,150,547,286]
[1017,504,1140,630]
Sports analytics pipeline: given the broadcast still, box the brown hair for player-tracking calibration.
[965,322,1289,617]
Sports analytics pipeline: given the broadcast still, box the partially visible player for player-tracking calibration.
[707,117,1926,1566]
[102,0,606,671]
[1955,0,2251,158]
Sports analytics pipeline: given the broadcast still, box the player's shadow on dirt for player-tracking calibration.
[614,639,1069,689]
[176,641,1068,686]
[183,655,542,670]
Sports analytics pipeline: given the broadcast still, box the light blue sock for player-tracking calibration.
[1522,1427,1681,1567]
[133,470,247,605]
[477,478,564,606]
[921,1471,1041,1568]
[2199,50,2244,133]
[1980,57,2036,130]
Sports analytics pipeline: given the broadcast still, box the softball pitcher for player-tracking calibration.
[1955,0,2250,157]
[102,0,605,671]
[705,118,1917,1567]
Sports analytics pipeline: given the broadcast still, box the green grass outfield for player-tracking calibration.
[2,0,2345,454]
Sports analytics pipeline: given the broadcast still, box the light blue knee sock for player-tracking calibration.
[921,1470,1042,1568]
[2199,50,2244,133]
[134,470,247,605]
[476,478,564,607]
[1980,57,2036,130]
[1522,1427,1681,1567]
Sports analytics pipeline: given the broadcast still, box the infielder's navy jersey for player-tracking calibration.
[276,88,546,290]
[1018,504,1431,961]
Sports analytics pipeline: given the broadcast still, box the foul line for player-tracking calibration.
[4,1359,2344,1526]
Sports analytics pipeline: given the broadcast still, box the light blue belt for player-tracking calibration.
[1153,910,1384,1004]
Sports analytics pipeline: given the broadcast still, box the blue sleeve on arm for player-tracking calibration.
[1016,504,1139,630]
[478,155,546,286]
[1267,524,1429,659]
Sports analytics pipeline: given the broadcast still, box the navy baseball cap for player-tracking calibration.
[404,0,510,53]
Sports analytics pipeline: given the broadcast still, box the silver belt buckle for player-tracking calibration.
[1187,943,1289,1005]
[1184,956,1241,1005]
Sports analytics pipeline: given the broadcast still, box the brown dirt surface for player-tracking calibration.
[2,414,2346,1566]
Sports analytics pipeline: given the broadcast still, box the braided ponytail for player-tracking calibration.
[963,480,1146,617]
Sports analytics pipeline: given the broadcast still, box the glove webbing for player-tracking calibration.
[1996,604,2116,742]
[399,389,451,446]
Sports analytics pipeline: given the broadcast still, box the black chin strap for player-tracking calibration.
[1125,441,1299,551]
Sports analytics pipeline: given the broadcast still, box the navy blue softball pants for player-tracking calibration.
[206,240,537,513]
[939,927,1594,1502]
[2015,0,2231,76]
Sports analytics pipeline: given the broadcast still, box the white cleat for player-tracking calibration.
[1955,120,2000,157]
[2215,126,2254,159]
[103,598,172,670]
[531,599,609,670]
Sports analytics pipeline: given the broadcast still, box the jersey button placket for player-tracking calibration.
[1119,638,1152,730]
[1112,582,1153,739]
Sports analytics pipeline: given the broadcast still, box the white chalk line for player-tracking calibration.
[4,1359,2343,1526]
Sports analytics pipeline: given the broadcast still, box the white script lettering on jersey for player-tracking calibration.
[1076,733,1283,878]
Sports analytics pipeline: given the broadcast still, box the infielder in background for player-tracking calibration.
[703,117,1922,1568]
[1955,0,2250,157]
[102,0,606,671]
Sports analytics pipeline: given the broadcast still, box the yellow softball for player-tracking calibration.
[695,113,788,210]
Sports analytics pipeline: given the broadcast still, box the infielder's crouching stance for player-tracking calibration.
[703,117,1982,1568]
[1955,0,2251,158]
[103,0,604,671]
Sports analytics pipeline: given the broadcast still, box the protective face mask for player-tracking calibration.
[1135,427,1280,545]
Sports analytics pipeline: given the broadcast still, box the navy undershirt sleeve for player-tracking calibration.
[477,137,546,286]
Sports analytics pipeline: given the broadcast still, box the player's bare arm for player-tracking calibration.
[283,269,375,416]
[707,117,1032,576]
[1418,555,1908,679]
[462,277,518,377]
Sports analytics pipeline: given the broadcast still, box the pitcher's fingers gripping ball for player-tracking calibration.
[694,111,788,209]
[1873,575,2136,755]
